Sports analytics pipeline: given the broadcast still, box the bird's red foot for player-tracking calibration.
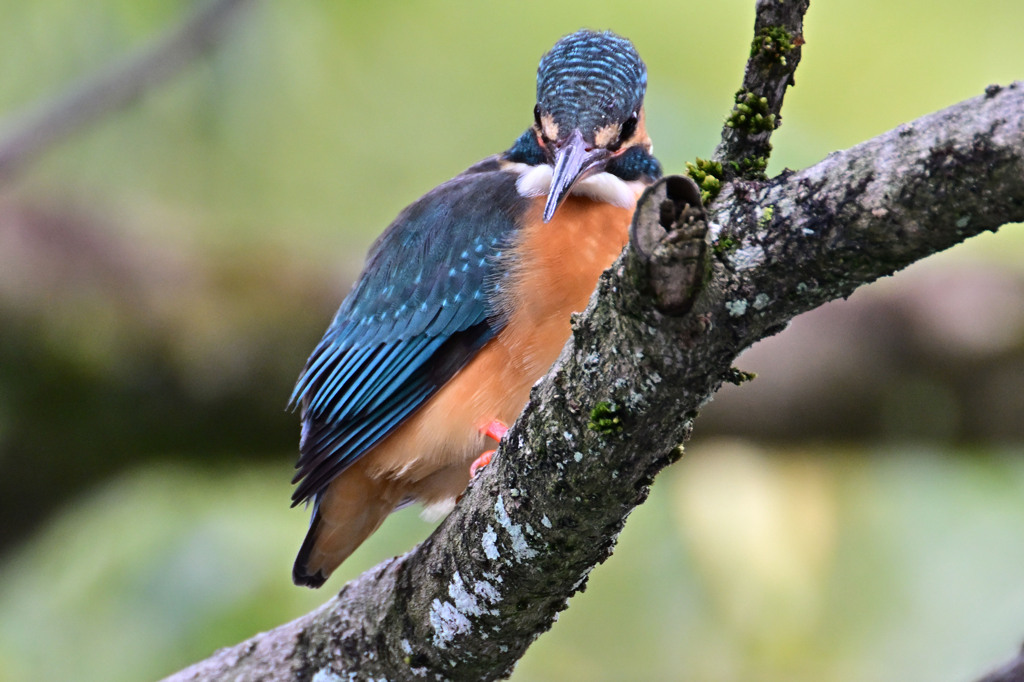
[470,420,508,477]
[482,420,508,442]
[470,450,494,478]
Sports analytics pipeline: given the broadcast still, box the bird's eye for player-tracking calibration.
[533,105,542,129]
[618,111,640,143]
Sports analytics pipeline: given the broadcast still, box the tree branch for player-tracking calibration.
[687,0,807,207]
[0,0,254,184]
[163,81,1024,682]
[713,0,809,180]
[976,642,1024,682]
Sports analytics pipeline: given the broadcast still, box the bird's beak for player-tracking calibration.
[543,128,609,223]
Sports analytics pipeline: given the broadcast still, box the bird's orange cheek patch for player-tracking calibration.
[540,114,559,143]
[594,123,619,148]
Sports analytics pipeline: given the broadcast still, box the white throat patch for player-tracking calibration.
[510,163,642,211]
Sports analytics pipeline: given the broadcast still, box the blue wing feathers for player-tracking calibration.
[291,164,527,505]
[293,384,430,500]
[325,340,406,418]
[325,336,444,423]
[352,338,446,416]
[288,336,341,405]
[304,343,373,415]
[292,326,494,503]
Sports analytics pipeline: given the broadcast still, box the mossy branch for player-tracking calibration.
[712,0,810,182]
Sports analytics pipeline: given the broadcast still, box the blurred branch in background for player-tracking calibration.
[0,197,335,550]
[0,0,271,553]
[0,0,255,184]
[978,646,1024,682]
[702,265,1024,443]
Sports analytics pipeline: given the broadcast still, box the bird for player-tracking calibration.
[289,29,662,588]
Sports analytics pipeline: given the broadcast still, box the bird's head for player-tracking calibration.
[532,30,651,222]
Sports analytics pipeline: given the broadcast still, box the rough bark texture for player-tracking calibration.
[164,80,1024,681]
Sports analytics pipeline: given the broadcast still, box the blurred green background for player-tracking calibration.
[0,1,1023,680]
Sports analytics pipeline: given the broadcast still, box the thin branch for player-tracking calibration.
[713,0,810,180]
[0,0,255,184]
[163,82,1024,682]
[976,643,1024,682]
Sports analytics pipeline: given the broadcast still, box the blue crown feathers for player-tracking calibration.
[536,30,647,138]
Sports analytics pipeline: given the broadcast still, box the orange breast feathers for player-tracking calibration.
[363,192,635,492]
[492,194,634,386]
[298,194,636,581]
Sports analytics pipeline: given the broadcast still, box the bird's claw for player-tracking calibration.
[470,420,508,477]
[470,450,494,478]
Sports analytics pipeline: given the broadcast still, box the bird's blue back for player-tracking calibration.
[290,158,529,504]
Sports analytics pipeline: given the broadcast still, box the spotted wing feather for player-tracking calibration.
[290,162,526,505]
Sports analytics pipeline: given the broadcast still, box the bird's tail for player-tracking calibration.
[292,464,402,588]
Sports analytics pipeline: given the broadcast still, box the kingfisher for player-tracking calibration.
[290,29,662,588]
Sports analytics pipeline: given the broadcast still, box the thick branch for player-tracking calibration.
[164,83,1024,682]
[0,0,254,184]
